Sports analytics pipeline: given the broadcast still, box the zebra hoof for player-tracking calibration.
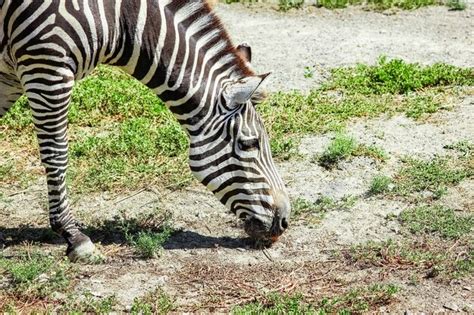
[67,239,105,264]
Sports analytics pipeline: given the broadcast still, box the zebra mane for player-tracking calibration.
[201,0,255,78]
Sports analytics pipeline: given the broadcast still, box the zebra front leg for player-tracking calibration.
[0,72,23,117]
[24,75,103,263]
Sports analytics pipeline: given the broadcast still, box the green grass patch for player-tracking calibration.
[400,205,473,239]
[69,117,190,192]
[233,285,399,314]
[316,0,444,10]
[226,0,467,10]
[233,293,312,314]
[1,66,192,192]
[0,252,72,299]
[60,292,117,314]
[393,156,473,198]
[130,288,175,314]
[325,56,473,95]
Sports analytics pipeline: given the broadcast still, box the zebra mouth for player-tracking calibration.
[243,216,283,246]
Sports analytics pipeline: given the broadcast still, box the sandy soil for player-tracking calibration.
[1,3,473,313]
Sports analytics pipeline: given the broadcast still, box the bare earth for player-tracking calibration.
[1,4,473,313]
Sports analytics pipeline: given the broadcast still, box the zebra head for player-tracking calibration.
[188,45,290,245]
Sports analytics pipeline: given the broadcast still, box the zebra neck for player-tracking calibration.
[104,0,251,135]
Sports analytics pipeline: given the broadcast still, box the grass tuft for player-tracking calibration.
[130,288,175,315]
[318,133,358,168]
[278,0,305,11]
[60,292,117,314]
[315,133,387,168]
[369,175,393,195]
[446,0,467,10]
[126,227,173,259]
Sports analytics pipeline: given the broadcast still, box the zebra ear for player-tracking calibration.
[236,43,252,63]
[224,73,270,105]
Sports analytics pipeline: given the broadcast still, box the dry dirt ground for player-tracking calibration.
[1,3,474,313]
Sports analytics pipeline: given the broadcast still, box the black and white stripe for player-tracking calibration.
[0,0,290,260]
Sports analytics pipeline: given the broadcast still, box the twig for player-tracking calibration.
[262,249,274,262]
[7,189,42,197]
[114,188,147,204]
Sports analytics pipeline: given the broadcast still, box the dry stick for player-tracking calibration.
[7,189,42,197]
[262,249,274,262]
[114,187,147,205]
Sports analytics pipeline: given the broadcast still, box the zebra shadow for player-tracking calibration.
[0,223,250,250]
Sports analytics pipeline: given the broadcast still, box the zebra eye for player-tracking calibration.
[238,138,260,151]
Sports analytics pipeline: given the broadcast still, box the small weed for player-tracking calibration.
[369,175,393,195]
[353,144,388,161]
[126,227,173,259]
[318,133,357,168]
[444,140,474,157]
[131,288,175,314]
[304,66,315,79]
[446,0,466,10]
[291,196,334,221]
[61,292,117,313]
[318,284,400,313]
[316,134,387,168]
[278,0,305,11]
[292,195,357,223]
[400,205,473,239]
[233,293,313,314]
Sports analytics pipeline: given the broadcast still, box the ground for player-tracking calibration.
[1,3,473,314]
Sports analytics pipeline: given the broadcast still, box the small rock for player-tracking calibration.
[443,303,460,312]
[463,286,472,291]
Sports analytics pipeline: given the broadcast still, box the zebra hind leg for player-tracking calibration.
[24,71,104,263]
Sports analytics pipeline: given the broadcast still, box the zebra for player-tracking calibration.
[0,0,291,262]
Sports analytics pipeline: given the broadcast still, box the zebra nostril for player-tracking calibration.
[281,217,289,230]
[280,218,288,230]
